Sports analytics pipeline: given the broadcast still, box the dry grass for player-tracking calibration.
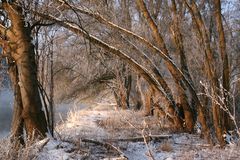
[0,136,46,160]
[58,106,168,139]
[158,141,173,152]
[45,105,240,159]
[96,110,168,138]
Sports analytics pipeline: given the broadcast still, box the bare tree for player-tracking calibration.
[0,1,48,140]
[0,0,238,147]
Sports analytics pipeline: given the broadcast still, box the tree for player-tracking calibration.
[214,0,231,131]
[0,0,238,147]
[0,1,48,141]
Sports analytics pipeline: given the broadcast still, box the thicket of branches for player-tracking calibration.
[0,0,239,147]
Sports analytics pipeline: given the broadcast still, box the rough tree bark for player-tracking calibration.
[127,41,183,128]
[214,0,232,131]
[2,2,48,139]
[170,0,207,133]
[39,0,210,139]
[184,0,225,145]
[8,62,24,145]
[133,75,143,110]
[36,11,171,106]
[114,67,129,110]
[136,0,194,132]
[113,0,132,110]
[52,1,205,116]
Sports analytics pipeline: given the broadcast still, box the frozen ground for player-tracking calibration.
[0,91,239,159]
[36,102,240,160]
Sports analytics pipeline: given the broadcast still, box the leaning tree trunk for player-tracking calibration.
[136,0,195,132]
[170,0,201,133]
[121,0,132,109]
[184,0,225,146]
[214,0,232,131]
[3,2,48,138]
[8,62,24,145]
[53,0,209,134]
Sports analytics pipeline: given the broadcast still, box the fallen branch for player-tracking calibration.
[174,142,211,148]
[104,135,172,143]
[81,138,128,160]
[32,138,50,152]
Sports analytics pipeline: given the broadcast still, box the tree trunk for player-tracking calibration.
[49,42,54,136]
[3,2,48,138]
[136,0,195,132]
[114,1,132,110]
[214,0,232,131]
[114,67,129,110]
[184,0,225,145]
[125,74,132,108]
[127,38,179,113]
[131,75,143,110]
[170,0,202,133]
[51,2,207,136]
[144,87,152,116]
[8,62,24,145]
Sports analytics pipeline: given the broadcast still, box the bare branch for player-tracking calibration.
[30,21,55,30]
[34,11,172,105]
[51,1,201,110]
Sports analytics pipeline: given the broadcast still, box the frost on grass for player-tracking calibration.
[38,104,240,160]
[2,101,240,160]
[56,109,110,140]
[36,138,81,160]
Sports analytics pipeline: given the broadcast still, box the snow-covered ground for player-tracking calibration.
[0,92,239,159]
[36,102,240,160]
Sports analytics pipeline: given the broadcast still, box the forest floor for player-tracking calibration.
[35,100,240,160]
[1,90,240,159]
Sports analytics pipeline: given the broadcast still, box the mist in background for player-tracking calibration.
[0,89,13,138]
